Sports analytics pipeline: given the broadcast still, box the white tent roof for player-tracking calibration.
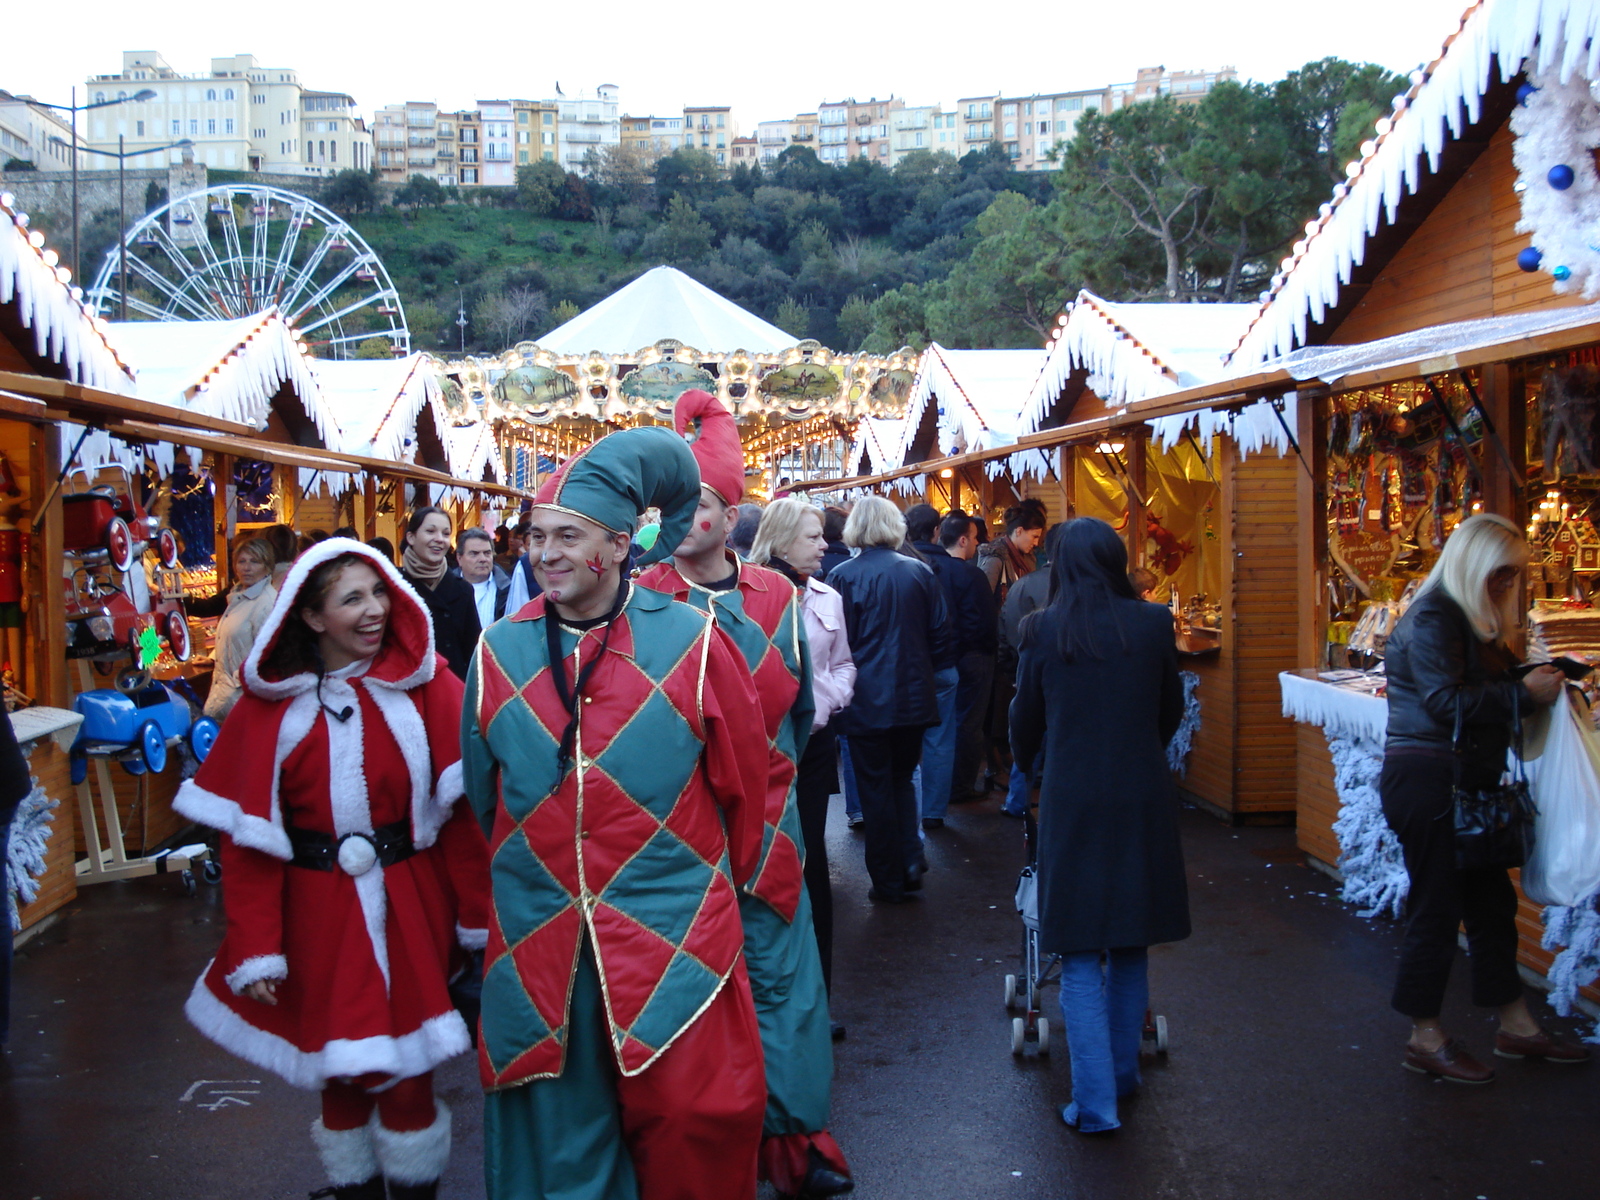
[312,353,440,461]
[536,266,797,354]
[914,344,1047,456]
[1,193,135,393]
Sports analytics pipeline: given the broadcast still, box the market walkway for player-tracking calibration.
[3,794,1598,1200]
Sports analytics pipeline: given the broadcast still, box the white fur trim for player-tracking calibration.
[311,1118,379,1186]
[318,679,391,991]
[363,681,443,852]
[184,963,472,1091]
[243,538,436,701]
[225,955,288,995]
[433,759,464,811]
[373,1099,451,1185]
[455,924,488,951]
[174,781,293,860]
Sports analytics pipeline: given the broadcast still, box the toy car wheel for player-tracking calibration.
[156,526,181,569]
[181,869,197,897]
[201,858,222,885]
[188,716,219,763]
[105,516,135,573]
[70,752,87,786]
[1004,973,1018,1011]
[139,719,168,774]
[120,755,146,776]
[1036,1017,1050,1056]
[166,609,192,662]
[1011,1016,1026,1056]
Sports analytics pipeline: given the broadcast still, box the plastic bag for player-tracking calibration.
[1522,687,1600,907]
[1015,864,1040,932]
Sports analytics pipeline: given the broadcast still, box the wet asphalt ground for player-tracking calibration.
[4,789,1599,1200]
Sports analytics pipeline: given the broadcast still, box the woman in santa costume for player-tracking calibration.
[175,538,490,1200]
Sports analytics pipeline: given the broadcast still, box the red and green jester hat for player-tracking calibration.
[460,424,772,1091]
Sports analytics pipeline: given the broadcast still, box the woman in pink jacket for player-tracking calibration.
[752,499,855,1003]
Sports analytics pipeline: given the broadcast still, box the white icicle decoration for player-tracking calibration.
[6,781,56,932]
[1541,897,1600,1037]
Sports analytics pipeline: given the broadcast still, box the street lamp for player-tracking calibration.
[29,87,157,282]
[52,135,192,320]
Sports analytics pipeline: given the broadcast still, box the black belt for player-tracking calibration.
[287,818,416,873]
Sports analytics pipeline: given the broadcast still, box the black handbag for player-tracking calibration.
[1451,689,1537,870]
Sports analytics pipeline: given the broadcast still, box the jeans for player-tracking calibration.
[839,736,862,822]
[1003,752,1033,816]
[847,726,925,897]
[1058,948,1148,1132]
[914,666,961,821]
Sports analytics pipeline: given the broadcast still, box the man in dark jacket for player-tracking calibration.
[908,506,998,820]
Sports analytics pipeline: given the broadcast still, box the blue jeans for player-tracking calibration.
[839,736,862,822]
[1058,948,1148,1132]
[1003,752,1032,816]
[914,666,961,821]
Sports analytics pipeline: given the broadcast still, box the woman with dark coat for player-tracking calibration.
[827,497,954,903]
[399,507,479,680]
[1380,513,1584,1083]
[1009,517,1189,1134]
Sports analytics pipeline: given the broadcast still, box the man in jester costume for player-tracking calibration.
[461,425,774,1200]
[637,390,853,1199]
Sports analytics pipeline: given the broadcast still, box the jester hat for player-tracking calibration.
[532,425,701,567]
[675,389,744,507]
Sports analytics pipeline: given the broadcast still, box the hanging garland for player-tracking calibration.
[1542,898,1600,1042]
[1511,54,1600,297]
[1166,670,1202,775]
[5,779,56,932]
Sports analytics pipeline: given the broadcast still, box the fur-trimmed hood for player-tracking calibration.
[243,538,437,699]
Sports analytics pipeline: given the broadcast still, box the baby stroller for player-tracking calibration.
[1004,806,1169,1059]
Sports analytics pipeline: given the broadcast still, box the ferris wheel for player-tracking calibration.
[88,184,409,359]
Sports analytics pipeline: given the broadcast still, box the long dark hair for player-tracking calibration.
[258,552,376,679]
[1023,517,1137,661]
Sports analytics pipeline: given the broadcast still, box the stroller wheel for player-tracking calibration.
[1011,1016,1026,1056]
[1004,974,1018,1010]
[1037,1017,1050,1056]
[1155,1014,1169,1055]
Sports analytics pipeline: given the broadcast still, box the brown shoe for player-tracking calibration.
[1403,1037,1495,1084]
[1494,1029,1592,1063]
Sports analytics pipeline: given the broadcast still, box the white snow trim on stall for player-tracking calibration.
[1148,393,1299,459]
[5,780,56,931]
[845,417,907,478]
[313,353,440,462]
[1166,670,1203,775]
[442,421,504,486]
[908,343,1047,458]
[1229,0,1600,367]
[109,309,335,441]
[0,195,136,393]
[1279,671,1389,746]
[1541,899,1600,1034]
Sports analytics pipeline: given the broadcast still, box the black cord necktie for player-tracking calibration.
[543,582,628,788]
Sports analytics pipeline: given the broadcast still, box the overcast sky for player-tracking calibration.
[1,0,1472,123]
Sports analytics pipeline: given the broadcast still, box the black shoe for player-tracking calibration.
[387,1183,439,1200]
[868,887,920,904]
[798,1146,855,1197]
[831,1022,847,1041]
[904,861,926,891]
[308,1181,384,1200]
[921,817,945,830]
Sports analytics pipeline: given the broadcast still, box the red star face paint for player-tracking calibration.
[586,555,606,575]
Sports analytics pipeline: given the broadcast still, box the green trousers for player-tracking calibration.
[741,887,834,1136]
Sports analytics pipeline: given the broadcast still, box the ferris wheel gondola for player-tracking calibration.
[88,184,409,359]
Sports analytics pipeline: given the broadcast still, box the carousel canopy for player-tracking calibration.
[1,192,135,393]
[536,265,796,354]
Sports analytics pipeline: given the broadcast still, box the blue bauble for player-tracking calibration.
[1549,163,1576,190]
[1517,246,1543,272]
[1554,265,1573,282]
[1517,83,1539,106]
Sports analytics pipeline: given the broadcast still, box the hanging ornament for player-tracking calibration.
[1511,59,1600,297]
[1518,246,1544,272]
[1518,83,1539,106]
[1554,265,1573,281]
[1549,163,1576,190]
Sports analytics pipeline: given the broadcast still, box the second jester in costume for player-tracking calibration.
[462,426,773,1200]
[638,390,853,1198]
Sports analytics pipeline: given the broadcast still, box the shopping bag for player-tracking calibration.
[1015,864,1040,932]
[1522,687,1600,907]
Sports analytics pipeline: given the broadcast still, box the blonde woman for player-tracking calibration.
[751,499,856,996]
[824,497,954,903]
[1381,513,1585,1082]
[204,535,278,721]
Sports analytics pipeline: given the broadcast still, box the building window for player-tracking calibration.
[206,89,216,101]
[225,118,235,134]
[330,141,336,162]
[94,92,106,104]
[1058,96,1083,112]
[519,150,529,163]
[171,119,181,136]
[462,168,477,183]
[518,130,529,143]
[518,110,529,123]
[190,120,199,135]
[307,143,315,163]
[206,119,215,135]
[1040,121,1050,135]
[136,120,145,136]
[225,88,235,101]
[542,112,552,125]
[1004,122,1015,137]
[914,131,923,147]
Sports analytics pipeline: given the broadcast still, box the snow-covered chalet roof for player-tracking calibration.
[845,416,906,478]
[312,353,440,462]
[535,266,798,354]
[897,343,1047,480]
[0,191,135,393]
[1228,0,1600,366]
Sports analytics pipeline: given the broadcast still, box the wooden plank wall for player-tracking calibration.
[1179,654,1234,810]
[1229,447,1301,815]
[1331,120,1585,345]
[15,739,77,931]
[1295,725,1342,868]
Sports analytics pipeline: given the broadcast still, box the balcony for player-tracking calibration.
[965,129,990,141]
[791,130,814,141]
[565,129,603,143]
[855,113,872,124]
[436,149,455,159]
[855,132,873,143]
[407,136,435,148]
[409,155,435,167]
[758,133,788,145]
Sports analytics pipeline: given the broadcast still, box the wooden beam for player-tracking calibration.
[362,473,378,541]
[32,422,67,709]
[1296,393,1330,672]
[212,453,233,590]
[0,370,258,437]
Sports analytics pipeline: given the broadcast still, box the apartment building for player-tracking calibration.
[0,91,78,172]
[955,95,995,155]
[729,136,758,167]
[83,51,370,175]
[816,97,901,165]
[995,89,1107,170]
[621,114,687,157]
[556,85,620,173]
[456,111,481,185]
[754,113,817,165]
[683,105,736,167]
[888,104,936,166]
[1127,64,1238,105]
[373,101,445,185]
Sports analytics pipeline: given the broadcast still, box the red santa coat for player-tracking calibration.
[176,539,490,1090]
